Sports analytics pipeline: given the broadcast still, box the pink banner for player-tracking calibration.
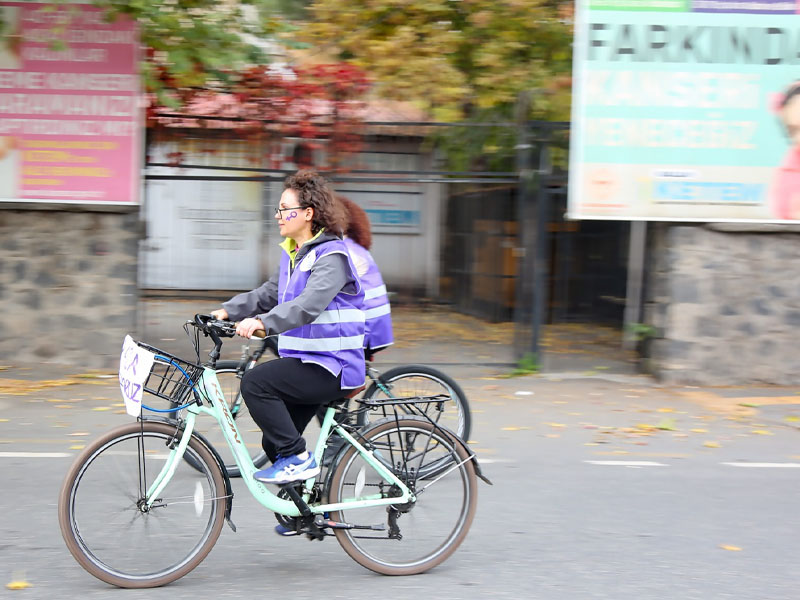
[0,2,140,205]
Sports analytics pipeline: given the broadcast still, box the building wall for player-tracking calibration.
[143,136,442,297]
[0,209,140,369]
[142,138,265,290]
[644,223,800,385]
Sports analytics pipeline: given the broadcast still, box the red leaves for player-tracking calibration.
[148,62,372,168]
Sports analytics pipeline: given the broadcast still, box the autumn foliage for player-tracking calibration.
[147,62,372,169]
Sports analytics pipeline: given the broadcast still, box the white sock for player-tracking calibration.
[297,451,309,460]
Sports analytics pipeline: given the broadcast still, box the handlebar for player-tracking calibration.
[189,314,262,366]
[192,314,237,338]
[191,314,267,338]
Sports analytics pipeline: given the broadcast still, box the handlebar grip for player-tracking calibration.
[252,330,266,339]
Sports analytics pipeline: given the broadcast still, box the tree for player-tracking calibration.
[93,0,297,108]
[300,0,573,123]
[151,61,371,169]
[0,1,315,106]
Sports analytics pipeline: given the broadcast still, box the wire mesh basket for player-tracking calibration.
[137,342,204,405]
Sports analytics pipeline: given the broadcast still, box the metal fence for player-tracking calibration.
[142,117,632,365]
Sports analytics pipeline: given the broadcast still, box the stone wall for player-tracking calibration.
[0,209,140,370]
[644,223,800,385]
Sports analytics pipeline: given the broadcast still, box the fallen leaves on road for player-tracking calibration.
[719,544,742,552]
[655,418,677,431]
[0,373,113,396]
[6,580,31,590]
[0,378,84,395]
[634,423,658,432]
[704,441,721,448]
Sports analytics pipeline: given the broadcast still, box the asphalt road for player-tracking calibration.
[2,365,800,599]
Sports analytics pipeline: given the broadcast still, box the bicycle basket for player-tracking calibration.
[136,342,204,405]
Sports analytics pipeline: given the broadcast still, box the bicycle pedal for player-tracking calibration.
[313,515,385,531]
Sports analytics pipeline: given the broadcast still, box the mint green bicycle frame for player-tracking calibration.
[145,367,414,517]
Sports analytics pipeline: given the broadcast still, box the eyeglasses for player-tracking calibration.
[274,205,305,216]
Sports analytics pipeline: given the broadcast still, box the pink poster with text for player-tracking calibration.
[0,2,141,205]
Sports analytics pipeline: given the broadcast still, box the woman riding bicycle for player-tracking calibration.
[211,169,365,485]
[339,195,393,356]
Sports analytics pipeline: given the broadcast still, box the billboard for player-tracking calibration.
[0,1,140,206]
[569,0,800,222]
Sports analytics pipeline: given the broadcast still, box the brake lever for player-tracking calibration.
[208,318,237,338]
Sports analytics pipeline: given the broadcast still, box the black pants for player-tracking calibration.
[240,357,344,462]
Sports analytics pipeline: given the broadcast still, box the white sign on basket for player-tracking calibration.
[119,335,156,417]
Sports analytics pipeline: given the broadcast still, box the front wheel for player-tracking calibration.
[358,365,472,442]
[328,417,478,575]
[58,421,227,588]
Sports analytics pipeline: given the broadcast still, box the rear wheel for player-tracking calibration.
[328,417,477,575]
[58,421,227,588]
[358,365,472,442]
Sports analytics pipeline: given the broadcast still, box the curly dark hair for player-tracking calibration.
[338,195,373,250]
[284,169,347,236]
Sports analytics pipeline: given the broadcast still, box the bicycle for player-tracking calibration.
[58,315,490,588]
[194,335,472,478]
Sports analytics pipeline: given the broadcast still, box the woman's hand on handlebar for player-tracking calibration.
[235,317,266,339]
[211,308,228,320]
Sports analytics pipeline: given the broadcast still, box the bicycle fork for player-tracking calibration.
[141,413,198,510]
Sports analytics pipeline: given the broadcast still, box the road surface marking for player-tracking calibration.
[584,460,668,467]
[721,462,800,468]
[0,452,72,458]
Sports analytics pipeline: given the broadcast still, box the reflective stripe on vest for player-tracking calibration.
[311,308,365,325]
[279,334,365,352]
[365,304,391,320]
[364,284,387,300]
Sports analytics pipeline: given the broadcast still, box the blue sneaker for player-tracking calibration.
[274,523,299,537]
[254,453,320,484]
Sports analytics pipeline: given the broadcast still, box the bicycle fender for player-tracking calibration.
[140,417,238,531]
[425,420,492,485]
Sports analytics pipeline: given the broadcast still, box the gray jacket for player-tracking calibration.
[222,232,358,336]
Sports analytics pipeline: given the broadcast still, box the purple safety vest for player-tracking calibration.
[344,238,393,351]
[277,239,366,389]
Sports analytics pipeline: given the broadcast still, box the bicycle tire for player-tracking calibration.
[58,421,227,588]
[358,365,472,441]
[183,360,269,477]
[328,417,478,575]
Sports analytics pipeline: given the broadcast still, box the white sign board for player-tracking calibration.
[118,335,155,417]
